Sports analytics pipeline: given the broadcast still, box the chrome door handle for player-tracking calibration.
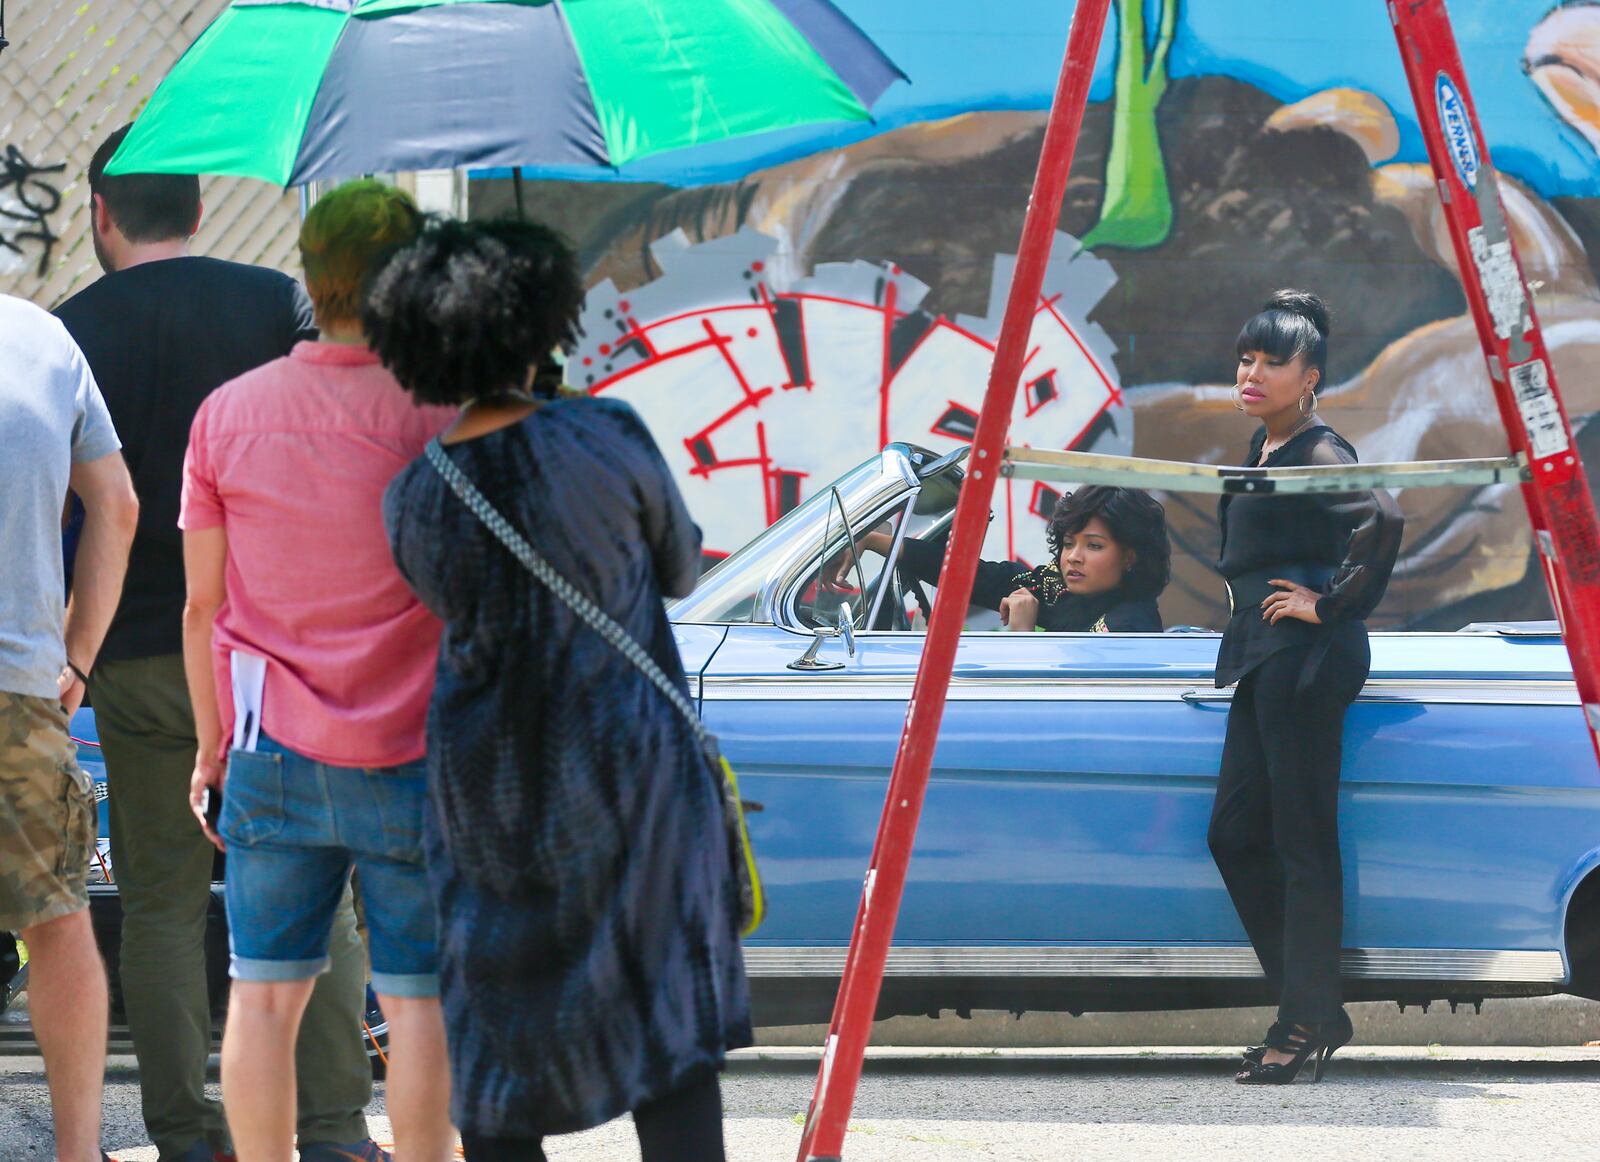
[1180,689,1232,707]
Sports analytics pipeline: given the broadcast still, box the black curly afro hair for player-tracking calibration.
[1044,485,1171,601]
[362,217,584,406]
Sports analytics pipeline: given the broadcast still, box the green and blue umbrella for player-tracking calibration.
[109,0,904,185]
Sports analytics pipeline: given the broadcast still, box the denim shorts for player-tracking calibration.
[219,731,439,997]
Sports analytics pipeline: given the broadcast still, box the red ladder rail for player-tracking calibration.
[1390,0,1600,761]
[792,1,1114,1158]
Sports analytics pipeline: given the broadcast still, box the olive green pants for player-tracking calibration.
[92,654,370,1158]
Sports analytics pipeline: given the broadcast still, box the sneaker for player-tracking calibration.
[297,1141,392,1162]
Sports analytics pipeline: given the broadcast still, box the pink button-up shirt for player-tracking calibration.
[180,341,454,767]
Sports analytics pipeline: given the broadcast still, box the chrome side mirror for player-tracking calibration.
[788,601,856,671]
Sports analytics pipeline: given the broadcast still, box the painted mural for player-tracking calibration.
[9,2,1597,631]
[572,227,1127,570]
[486,0,1600,632]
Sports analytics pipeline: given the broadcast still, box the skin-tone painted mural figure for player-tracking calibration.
[1526,2,1600,156]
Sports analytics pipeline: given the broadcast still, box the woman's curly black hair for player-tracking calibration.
[1045,485,1172,601]
[362,217,584,406]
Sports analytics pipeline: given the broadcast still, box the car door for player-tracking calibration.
[701,615,1249,962]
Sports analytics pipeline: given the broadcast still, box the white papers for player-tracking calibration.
[230,651,266,752]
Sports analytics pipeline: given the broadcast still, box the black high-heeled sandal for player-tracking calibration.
[1240,1011,1352,1068]
[1239,1020,1290,1067]
[1235,1015,1353,1085]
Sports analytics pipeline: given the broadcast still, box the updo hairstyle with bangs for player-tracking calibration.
[1235,289,1332,392]
[362,217,584,407]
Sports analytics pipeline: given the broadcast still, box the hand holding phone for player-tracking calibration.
[189,747,227,853]
[203,785,224,833]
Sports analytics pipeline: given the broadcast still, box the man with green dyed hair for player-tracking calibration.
[181,178,453,1162]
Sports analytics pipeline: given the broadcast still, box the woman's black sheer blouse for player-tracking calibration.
[1214,421,1404,688]
[898,535,1163,632]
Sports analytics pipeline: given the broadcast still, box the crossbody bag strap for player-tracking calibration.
[424,439,715,755]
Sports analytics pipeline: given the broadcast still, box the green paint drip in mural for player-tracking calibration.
[1083,0,1178,252]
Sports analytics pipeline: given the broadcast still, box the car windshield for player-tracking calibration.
[669,456,899,624]
[789,454,967,632]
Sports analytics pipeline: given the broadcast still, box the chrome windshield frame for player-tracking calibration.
[669,445,926,628]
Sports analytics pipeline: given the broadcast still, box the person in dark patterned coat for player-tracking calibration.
[367,219,752,1162]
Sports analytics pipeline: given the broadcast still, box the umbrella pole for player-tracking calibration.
[512,166,527,220]
[793,1,1113,1158]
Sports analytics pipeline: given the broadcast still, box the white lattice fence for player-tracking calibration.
[0,0,302,307]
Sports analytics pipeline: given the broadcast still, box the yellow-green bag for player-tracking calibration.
[713,752,766,936]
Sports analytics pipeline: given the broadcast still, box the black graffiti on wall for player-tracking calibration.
[1,145,66,276]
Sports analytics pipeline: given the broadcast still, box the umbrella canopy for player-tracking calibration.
[108,0,904,186]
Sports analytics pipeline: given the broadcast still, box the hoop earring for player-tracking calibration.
[1233,384,1247,412]
[1299,390,1318,416]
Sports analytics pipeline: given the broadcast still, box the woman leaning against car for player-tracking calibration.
[1207,290,1403,1084]
[841,485,1171,632]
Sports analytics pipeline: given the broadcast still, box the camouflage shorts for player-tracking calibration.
[0,691,94,931]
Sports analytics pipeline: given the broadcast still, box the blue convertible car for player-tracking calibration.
[670,443,1600,1024]
[56,443,1600,1029]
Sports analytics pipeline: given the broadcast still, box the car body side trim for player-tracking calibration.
[741,946,1567,982]
[701,676,1579,706]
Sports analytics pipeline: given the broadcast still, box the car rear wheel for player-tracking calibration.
[1565,870,1600,1000]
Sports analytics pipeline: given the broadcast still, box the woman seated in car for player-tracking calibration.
[844,485,1170,632]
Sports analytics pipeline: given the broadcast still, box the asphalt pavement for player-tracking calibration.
[2,1047,1597,1161]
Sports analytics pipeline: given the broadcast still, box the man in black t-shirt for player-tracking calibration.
[55,125,385,1162]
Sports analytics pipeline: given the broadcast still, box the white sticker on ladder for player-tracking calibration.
[1509,358,1569,460]
[1469,226,1529,342]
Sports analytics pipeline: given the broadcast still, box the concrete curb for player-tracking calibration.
[753,994,1600,1048]
[727,1044,1600,1077]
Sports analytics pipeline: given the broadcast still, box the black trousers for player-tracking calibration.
[1207,632,1369,1025]
[460,1069,726,1162]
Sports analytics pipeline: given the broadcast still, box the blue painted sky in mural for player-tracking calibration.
[487,1,1596,196]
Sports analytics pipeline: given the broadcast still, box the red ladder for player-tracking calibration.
[794,2,1600,1158]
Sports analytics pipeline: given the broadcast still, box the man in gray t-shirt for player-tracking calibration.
[0,291,138,1162]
